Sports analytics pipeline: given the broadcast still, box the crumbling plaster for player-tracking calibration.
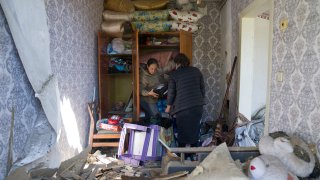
[0,0,103,179]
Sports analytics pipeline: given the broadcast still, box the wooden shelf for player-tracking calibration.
[93,134,121,139]
[139,31,180,36]
[108,111,132,115]
[105,73,132,76]
[92,142,119,147]
[139,44,179,49]
[99,30,192,122]
[101,53,132,58]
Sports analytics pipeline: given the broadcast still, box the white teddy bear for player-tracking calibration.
[248,154,298,180]
[259,133,315,177]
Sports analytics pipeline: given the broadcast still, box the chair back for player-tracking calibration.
[87,102,100,146]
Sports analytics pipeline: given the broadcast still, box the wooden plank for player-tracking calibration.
[211,56,238,146]
[158,139,258,153]
[139,31,180,36]
[139,45,179,49]
[98,31,103,117]
[104,53,132,58]
[132,30,140,121]
[93,134,121,139]
[88,104,95,146]
[92,142,119,147]
[179,30,193,62]
[154,171,188,180]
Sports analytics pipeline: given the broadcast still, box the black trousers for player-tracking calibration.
[175,106,203,144]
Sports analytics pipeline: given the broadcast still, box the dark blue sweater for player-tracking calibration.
[167,66,205,114]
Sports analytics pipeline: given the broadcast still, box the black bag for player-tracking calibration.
[154,84,168,98]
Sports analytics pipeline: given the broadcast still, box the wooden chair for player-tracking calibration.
[88,103,121,148]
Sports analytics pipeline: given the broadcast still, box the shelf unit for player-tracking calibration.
[98,31,134,118]
[98,30,192,121]
[132,30,192,120]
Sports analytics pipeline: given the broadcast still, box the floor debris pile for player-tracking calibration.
[83,150,152,180]
[8,147,189,180]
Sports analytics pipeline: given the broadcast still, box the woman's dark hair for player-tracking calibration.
[174,53,190,67]
[147,58,159,67]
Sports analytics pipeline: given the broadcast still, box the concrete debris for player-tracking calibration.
[16,148,178,180]
[57,146,92,179]
[29,168,58,178]
[5,166,31,180]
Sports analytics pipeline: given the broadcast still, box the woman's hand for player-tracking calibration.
[148,89,159,98]
[165,105,171,113]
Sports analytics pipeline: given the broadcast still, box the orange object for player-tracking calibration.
[100,123,122,132]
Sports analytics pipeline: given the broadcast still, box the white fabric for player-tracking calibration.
[187,143,248,180]
[0,0,61,168]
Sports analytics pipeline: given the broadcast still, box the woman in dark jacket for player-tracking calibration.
[165,53,205,150]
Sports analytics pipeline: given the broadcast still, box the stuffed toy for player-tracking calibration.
[248,154,298,180]
[259,132,315,178]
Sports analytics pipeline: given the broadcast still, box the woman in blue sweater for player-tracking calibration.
[165,53,205,151]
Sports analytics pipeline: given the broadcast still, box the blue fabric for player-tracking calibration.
[157,99,167,112]
[106,43,117,54]
[96,118,109,131]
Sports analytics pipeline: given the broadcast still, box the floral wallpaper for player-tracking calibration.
[8,0,320,178]
[46,0,103,149]
[192,2,223,122]
[229,0,320,146]
[269,0,320,144]
[0,0,103,178]
[0,6,54,180]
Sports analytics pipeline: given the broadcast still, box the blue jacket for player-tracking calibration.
[167,66,205,114]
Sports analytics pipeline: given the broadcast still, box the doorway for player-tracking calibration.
[238,0,273,134]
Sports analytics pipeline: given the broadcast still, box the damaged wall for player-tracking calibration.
[0,6,55,180]
[269,0,320,144]
[44,0,103,163]
[192,2,223,122]
[0,0,103,178]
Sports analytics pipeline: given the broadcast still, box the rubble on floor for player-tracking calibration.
[8,147,188,180]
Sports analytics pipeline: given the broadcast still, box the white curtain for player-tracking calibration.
[0,0,61,169]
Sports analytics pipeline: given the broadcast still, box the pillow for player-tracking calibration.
[133,10,169,21]
[169,9,204,23]
[176,0,190,6]
[171,21,199,33]
[176,0,195,11]
[131,21,173,33]
[101,20,125,38]
[187,143,248,180]
[104,0,135,13]
[132,0,169,10]
[102,10,132,21]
